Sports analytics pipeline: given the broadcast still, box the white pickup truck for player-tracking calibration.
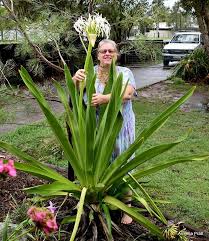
[162,31,203,66]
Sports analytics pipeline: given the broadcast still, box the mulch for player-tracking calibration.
[0,151,208,241]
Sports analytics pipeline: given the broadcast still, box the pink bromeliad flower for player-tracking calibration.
[0,160,4,173]
[0,159,16,177]
[27,206,58,235]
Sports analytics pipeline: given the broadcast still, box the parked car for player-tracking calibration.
[162,31,203,66]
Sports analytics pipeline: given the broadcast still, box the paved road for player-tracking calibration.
[130,62,175,89]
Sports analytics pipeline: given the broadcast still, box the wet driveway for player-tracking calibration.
[130,62,175,89]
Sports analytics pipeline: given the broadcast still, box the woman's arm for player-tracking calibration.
[122,84,135,102]
[91,84,135,106]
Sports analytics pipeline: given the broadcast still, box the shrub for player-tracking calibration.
[172,48,209,82]
[122,35,163,62]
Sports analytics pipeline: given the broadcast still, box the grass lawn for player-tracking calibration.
[133,93,209,230]
[0,84,209,230]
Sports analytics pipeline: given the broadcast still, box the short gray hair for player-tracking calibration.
[97,39,119,54]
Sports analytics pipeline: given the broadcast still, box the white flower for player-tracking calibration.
[74,13,111,46]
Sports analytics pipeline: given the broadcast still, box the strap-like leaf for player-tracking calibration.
[24,181,80,195]
[2,214,9,241]
[70,187,87,241]
[15,162,69,183]
[0,141,69,183]
[103,86,196,180]
[94,72,123,183]
[19,67,84,184]
[128,154,209,181]
[137,86,196,142]
[128,174,167,224]
[102,203,112,239]
[100,137,144,184]
[104,196,163,238]
[54,81,84,170]
[104,138,185,187]
[64,64,79,120]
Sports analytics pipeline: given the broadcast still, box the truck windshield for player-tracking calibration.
[171,34,199,43]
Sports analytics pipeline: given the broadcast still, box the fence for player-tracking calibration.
[0,29,23,42]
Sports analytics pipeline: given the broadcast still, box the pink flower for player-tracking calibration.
[0,160,4,173]
[0,159,16,177]
[34,211,46,222]
[27,206,58,235]
[43,227,51,235]
[5,159,16,176]
[46,219,58,231]
[27,206,35,216]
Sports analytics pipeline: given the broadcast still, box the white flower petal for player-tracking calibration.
[74,13,111,40]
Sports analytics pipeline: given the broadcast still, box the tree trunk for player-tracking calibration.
[195,2,209,56]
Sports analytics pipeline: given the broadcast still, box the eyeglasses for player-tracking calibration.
[99,49,116,54]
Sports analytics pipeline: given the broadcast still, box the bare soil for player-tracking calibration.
[0,150,209,241]
[137,81,209,112]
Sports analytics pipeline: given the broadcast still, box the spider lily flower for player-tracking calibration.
[74,13,110,47]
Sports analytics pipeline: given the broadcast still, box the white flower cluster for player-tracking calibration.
[74,13,111,42]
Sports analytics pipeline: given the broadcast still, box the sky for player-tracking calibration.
[148,0,178,8]
[164,0,178,8]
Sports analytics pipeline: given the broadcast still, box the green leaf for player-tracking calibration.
[100,137,144,185]
[2,214,9,241]
[64,64,79,119]
[61,216,76,224]
[137,86,196,142]
[19,66,84,184]
[128,174,167,224]
[70,187,87,241]
[102,86,196,185]
[85,60,96,185]
[24,181,80,196]
[104,196,163,238]
[15,163,61,181]
[129,154,209,181]
[94,69,123,183]
[0,141,69,183]
[104,138,185,187]
[54,81,84,170]
[102,203,112,239]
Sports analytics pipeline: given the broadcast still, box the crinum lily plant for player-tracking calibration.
[0,13,208,241]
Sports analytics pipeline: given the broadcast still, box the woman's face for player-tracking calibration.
[97,43,117,67]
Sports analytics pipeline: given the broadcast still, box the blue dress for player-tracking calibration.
[94,65,136,161]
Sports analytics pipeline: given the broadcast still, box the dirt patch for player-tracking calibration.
[1,151,209,240]
[0,85,64,134]
[137,81,209,112]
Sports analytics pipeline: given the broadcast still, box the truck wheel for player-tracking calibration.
[163,60,169,67]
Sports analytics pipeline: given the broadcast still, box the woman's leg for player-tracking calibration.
[121,190,132,224]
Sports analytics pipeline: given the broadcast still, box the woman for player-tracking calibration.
[72,39,136,224]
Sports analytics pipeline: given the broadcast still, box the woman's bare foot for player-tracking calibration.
[121,201,133,224]
[121,213,133,224]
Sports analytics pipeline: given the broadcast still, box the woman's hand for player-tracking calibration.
[72,69,86,86]
[91,93,110,106]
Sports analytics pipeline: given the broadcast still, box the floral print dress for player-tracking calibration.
[94,65,136,161]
